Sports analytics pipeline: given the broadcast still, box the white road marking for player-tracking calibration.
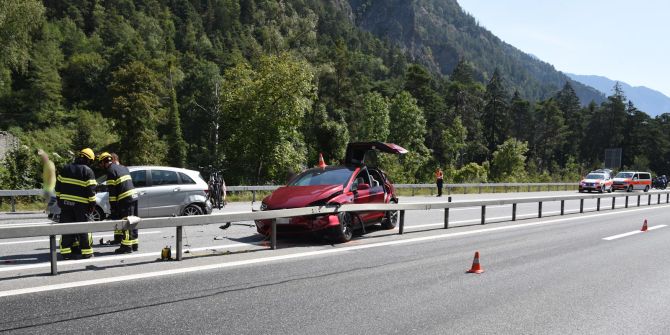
[1,204,669,298]
[406,207,604,229]
[603,225,667,240]
[0,230,164,246]
[0,242,262,273]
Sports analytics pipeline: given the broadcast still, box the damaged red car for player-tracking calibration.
[255,142,407,242]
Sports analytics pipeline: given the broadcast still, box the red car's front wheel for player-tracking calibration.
[332,212,354,243]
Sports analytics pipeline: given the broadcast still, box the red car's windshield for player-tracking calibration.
[289,166,355,186]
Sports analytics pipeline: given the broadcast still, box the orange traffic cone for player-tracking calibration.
[466,251,484,274]
[641,219,648,232]
[317,153,327,168]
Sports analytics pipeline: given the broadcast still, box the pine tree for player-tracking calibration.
[482,69,510,156]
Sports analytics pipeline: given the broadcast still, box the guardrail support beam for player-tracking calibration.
[538,202,543,218]
[561,200,565,215]
[648,194,652,205]
[11,196,15,213]
[443,208,449,229]
[271,220,277,250]
[50,235,57,275]
[399,210,405,234]
[580,199,584,213]
[481,206,486,225]
[625,196,629,208]
[596,198,601,211]
[176,226,183,261]
[637,195,641,207]
[512,203,517,221]
[612,197,615,210]
[658,194,661,204]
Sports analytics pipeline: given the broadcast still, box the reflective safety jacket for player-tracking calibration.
[106,163,136,208]
[55,163,96,207]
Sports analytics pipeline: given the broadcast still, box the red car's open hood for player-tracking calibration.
[264,184,344,209]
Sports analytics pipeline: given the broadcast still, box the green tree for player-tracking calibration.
[221,53,315,183]
[533,99,567,170]
[490,138,528,181]
[351,92,390,141]
[166,66,187,168]
[555,82,584,163]
[108,61,166,165]
[0,0,45,70]
[387,91,430,182]
[482,69,510,156]
[509,91,533,144]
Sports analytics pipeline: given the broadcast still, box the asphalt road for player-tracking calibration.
[1,190,669,334]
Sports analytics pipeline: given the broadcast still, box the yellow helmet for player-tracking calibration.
[79,148,95,160]
[97,151,112,162]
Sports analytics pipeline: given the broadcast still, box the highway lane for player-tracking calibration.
[0,196,669,334]
[1,190,668,278]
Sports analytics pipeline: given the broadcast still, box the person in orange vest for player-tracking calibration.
[435,167,444,197]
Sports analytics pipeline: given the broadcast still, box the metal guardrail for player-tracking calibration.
[0,183,578,211]
[1,189,669,276]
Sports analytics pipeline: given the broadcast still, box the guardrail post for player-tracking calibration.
[447,187,451,196]
[667,193,669,203]
[481,206,486,225]
[637,195,641,207]
[625,196,629,208]
[176,226,183,261]
[580,199,584,213]
[444,197,451,229]
[252,190,256,203]
[538,202,542,218]
[504,185,508,193]
[648,194,651,205]
[50,235,58,275]
[10,196,16,212]
[612,197,615,209]
[560,200,565,215]
[658,194,661,204]
[527,185,531,192]
[512,203,517,221]
[596,198,601,211]
[399,210,405,234]
[271,220,277,250]
[478,186,482,194]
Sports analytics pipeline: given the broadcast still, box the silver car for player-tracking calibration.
[48,166,212,221]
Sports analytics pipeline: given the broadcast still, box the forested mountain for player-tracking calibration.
[1,0,669,190]
[349,0,606,105]
[567,73,670,117]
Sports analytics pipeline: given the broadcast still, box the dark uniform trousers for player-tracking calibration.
[114,200,139,249]
[59,203,93,256]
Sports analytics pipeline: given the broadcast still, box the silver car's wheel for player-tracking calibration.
[183,204,203,216]
[87,207,105,221]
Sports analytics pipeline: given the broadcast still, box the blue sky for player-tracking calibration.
[457,0,670,97]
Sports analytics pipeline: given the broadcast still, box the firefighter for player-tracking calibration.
[98,152,138,253]
[55,148,97,260]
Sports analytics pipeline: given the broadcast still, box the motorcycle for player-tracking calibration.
[652,176,667,189]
